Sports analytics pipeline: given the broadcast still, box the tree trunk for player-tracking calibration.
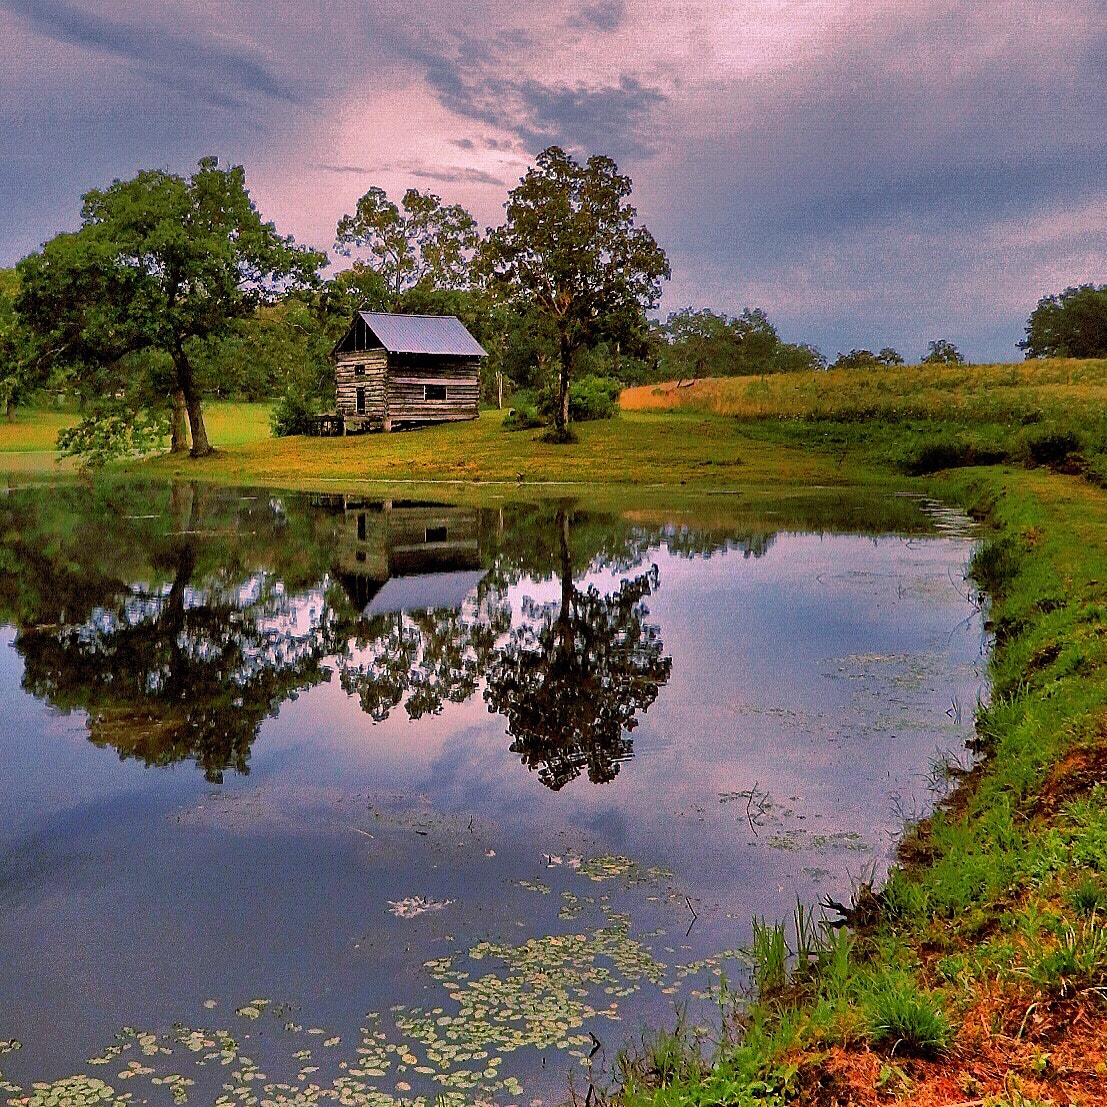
[174,346,213,457]
[170,390,190,453]
[185,393,212,457]
[556,508,574,663]
[556,337,571,438]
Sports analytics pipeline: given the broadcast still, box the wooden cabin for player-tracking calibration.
[329,499,484,615]
[333,311,486,432]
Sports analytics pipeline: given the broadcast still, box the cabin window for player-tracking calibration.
[356,387,366,414]
[424,384,448,401]
[355,365,366,377]
[425,525,448,543]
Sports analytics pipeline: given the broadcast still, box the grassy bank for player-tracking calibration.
[547,477,1105,1105]
[604,424,1107,1099]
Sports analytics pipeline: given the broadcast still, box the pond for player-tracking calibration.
[0,480,986,1106]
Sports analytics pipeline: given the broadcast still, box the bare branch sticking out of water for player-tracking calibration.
[685,896,699,937]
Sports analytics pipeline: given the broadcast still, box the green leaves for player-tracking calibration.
[1020,283,1107,359]
[478,146,669,432]
[15,157,325,463]
[334,187,478,299]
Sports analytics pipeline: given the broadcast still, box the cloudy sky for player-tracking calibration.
[2,0,1105,361]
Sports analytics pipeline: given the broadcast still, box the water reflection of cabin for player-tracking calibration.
[333,500,485,615]
[333,311,486,433]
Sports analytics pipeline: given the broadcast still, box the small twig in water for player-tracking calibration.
[352,827,374,839]
[744,781,770,834]
[685,895,699,936]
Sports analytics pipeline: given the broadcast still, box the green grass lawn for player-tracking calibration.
[0,402,272,457]
[134,406,869,493]
[0,408,76,452]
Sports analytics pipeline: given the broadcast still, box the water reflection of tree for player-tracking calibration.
[337,598,511,721]
[0,483,785,784]
[6,482,341,781]
[483,509,671,789]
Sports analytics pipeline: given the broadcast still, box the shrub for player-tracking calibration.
[502,396,544,431]
[270,386,317,437]
[898,437,1003,475]
[1013,425,1084,469]
[534,374,621,423]
[569,374,621,421]
[922,339,965,365]
[772,342,826,373]
[831,349,882,370]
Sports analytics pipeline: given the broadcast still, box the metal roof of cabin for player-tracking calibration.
[358,312,487,357]
[363,569,487,617]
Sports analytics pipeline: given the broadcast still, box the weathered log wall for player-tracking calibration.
[386,361,480,425]
[334,352,480,429]
[336,351,387,420]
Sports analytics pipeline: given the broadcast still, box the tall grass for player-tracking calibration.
[621,358,1107,426]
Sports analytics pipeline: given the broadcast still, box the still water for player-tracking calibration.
[0,481,985,1104]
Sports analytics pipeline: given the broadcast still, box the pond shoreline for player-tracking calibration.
[5,396,1107,1103]
[615,466,1107,1106]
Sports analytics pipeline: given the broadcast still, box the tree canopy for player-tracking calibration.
[15,157,324,461]
[660,307,824,379]
[921,339,965,365]
[478,147,670,438]
[1020,284,1107,359]
[830,347,903,370]
[334,186,479,299]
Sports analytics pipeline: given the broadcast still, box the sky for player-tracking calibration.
[1,0,1105,362]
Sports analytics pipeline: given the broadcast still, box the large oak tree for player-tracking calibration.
[16,157,324,460]
[479,147,669,439]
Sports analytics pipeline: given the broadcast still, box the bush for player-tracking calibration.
[831,349,882,370]
[898,437,1004,475]
[568,374,621,420]
[772,342,826,373]
[1013,425,1084,469]
[535,374,621,424]
[270,385,317,437]
[502,396,544,431]
[921,339,965,365]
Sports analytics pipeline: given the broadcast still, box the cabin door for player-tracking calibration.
[355,387,366,415]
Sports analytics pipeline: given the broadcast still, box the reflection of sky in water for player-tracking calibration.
[0,518,985,1100]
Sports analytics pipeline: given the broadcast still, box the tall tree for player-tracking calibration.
[478,147,670,439]
[921,339,966,365]
[0,268,27,417]
[334,187,479,299]
[16,157,324,460]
